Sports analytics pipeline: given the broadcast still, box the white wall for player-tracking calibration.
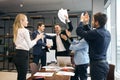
[92,0,104,14]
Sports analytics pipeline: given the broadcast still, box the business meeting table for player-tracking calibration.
[27,66,74,80]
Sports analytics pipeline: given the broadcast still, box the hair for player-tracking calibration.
[13,13,27,42]
[94,12,107,27]
[54,23,61,27]
[37,22,44,29]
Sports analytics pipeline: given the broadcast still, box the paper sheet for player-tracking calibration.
[34,72,54,77]
[46,39,53,46]
[58,8,68,24]
[56,71,75,76]
[42,66,61,71]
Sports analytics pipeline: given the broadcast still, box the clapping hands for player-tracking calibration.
[80,12,89,25]
[36,33,44,40]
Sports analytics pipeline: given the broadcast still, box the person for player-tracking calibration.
[69,38,89,80]
[76,12,111,80]
[52,15,73,57]
[32,22,52,67]
[13,13,43,80]
[69,23,90,80]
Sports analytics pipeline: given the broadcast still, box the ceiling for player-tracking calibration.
[0,0,92,16]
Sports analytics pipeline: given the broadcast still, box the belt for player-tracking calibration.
[90,59,107,63]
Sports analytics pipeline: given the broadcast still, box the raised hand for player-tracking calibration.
[61,34,68,40]
[64,15,70,22]
[36,33,44,40]
[84,12,90,24]
[80,12,90,25]
[65,29,71,38]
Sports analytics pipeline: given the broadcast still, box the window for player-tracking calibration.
[105,1,112,63]
[105,2,112,63]
[116,0,120,73]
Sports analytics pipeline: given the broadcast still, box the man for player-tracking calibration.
[32,22,52,67]
[52,16,73,57]
[76,12,111,80]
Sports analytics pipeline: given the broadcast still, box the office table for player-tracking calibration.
[27,67,74,80]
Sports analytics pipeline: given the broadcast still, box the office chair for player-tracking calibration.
[57,56,72,67]
[29,62,39,75]
[107,64,115,80]
[29,63,44,80]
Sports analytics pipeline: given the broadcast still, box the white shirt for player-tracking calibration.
[15,28,37,51]
[56,34,66,52]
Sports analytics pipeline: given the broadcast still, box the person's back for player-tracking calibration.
[70,39,89,65]
[88,27,111,61]
[76,12,111,80]
[69,39,89,80]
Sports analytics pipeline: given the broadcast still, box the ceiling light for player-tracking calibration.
[20,3,23,7]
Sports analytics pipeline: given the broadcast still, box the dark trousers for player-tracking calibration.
[90,60,109,80]
[13,49,29,80]
[71,64,89,80]
[33,51,46,67]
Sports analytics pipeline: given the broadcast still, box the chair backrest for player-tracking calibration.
[29,63,39,75]
[107,64,115,80]
[57,56,72,67]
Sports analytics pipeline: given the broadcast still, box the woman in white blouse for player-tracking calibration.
[13,13,42,80]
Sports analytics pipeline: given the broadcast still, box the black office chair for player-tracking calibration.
[107,64,115,80]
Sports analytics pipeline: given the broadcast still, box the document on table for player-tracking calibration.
[42,66,61,71]
[56,71,75,76]
[34,72,54,77]
[61,66,74,70]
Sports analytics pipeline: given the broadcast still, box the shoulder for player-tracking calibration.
[32,30,38,34]
[18,28,29,33]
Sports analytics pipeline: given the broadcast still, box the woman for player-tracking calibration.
[13,13,43,80]
[69,38,89,80]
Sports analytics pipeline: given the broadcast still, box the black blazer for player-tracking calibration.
[52,21,73,52]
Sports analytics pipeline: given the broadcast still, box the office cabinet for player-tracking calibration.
[0,17,15,70]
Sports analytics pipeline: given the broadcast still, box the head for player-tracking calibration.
[54,24,61,34]
[13,13,28,42]
[92,12,107,28]
[37,22,45,32]
[83,12,90,24]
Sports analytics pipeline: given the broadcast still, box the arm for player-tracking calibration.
[65,15,73,32]
[67,22,73,32]
[32,31,42,44]
[76,22,98,40]
[76,12,98,40]
[23,29,42,49]
[69,39,88,51]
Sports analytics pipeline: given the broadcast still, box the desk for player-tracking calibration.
[27,67,74,80]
